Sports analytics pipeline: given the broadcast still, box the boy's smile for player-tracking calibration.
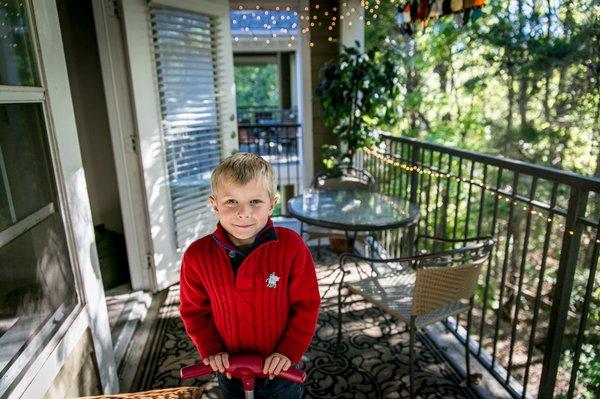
[210,178,276,247]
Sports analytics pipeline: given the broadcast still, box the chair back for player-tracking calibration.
[411,240,493,316]
[311,167,376,191]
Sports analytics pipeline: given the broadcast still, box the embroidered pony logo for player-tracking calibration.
[265,272,280,288]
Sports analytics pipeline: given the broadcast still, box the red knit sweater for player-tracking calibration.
[179,222,320,364]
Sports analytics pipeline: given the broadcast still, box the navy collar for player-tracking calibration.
[211,218,277,255]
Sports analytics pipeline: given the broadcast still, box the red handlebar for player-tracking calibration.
[180,354,305,391]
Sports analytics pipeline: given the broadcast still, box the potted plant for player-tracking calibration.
[315,43,401,169]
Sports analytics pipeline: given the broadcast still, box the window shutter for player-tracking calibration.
[150,6,222,248]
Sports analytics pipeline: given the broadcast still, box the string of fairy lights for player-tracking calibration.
[362,147,599,244]
[231,1,403,47]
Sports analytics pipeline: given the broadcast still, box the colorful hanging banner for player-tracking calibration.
[396,0,486,33]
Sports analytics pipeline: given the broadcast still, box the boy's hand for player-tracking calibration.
[262,352,291,380]
[203,352,231,378]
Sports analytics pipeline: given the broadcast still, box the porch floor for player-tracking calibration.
[122,246,481,398]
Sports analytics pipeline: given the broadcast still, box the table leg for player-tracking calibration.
[405,224,416,256]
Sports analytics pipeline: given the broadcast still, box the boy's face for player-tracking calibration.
[210,177,276,247]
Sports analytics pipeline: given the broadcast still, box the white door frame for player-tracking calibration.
[91,0,156,291]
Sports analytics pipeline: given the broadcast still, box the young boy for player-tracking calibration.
[179,152,320,399]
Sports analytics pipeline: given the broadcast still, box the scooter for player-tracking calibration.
[180,354,306,399]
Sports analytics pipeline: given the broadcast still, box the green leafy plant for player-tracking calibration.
[315,43,402,168]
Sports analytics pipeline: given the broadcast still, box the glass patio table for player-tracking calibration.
[287,189,420,238]
[288,189,419,299]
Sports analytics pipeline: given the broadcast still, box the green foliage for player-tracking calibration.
[560,344,600,398]
[364,0,598,176]
[234,64,279,108]
[315,44,402,167]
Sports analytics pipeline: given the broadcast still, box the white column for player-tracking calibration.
[296,0,313,188]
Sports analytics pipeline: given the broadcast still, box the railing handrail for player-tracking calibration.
[382,133,600,192]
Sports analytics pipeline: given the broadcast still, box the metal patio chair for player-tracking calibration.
[336,236,495,398]
[300,166,377,256]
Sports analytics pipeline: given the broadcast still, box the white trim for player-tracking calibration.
[150,0,228,15]
[234,54,279,65]
[15,307,89,399]
[29,0,118,393]
[0,86,44,103]
[91,0,155,291]
[121,0,176,291]
[296,0,312,188]
[214,2,240,158]
[233,41,298,53]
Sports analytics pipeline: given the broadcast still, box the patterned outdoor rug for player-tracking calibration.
[131,247,479,398]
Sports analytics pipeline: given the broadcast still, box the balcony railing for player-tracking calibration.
[237,121,302,216]
[237,107,298,125]
[358,134,599,399]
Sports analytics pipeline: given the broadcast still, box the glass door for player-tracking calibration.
[0,0,79,395]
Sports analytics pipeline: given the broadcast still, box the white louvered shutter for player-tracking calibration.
[150,6,221,248]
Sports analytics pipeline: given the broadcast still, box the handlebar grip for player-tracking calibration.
[180,354,307,384]
[278,368,306,384]
[180,363,214,379]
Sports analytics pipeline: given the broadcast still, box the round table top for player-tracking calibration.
[287,189,420,232]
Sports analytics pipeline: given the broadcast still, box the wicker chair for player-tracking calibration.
[336,236,495,398]
[301,166,377,256]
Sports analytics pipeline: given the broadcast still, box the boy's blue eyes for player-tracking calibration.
[224,199,263,205]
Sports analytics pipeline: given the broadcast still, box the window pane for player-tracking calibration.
[0,214,76,374]
[0,0,39,86]
[0,102,77,377]
[0,104,54,221]
[0,174,11,232]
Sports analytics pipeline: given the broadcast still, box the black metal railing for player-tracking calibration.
[238,122,302,216]
[236,107,298,124]
[358,134,599,399]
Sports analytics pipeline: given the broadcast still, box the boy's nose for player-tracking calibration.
[237,204,251,218]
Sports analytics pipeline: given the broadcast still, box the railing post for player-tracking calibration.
[405,144,420,255]
[538,187,588,399]
[409,144,420,205]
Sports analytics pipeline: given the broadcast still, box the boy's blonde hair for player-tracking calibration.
[211,152,277,199]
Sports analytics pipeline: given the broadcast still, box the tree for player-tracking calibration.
[315,44,402,168]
